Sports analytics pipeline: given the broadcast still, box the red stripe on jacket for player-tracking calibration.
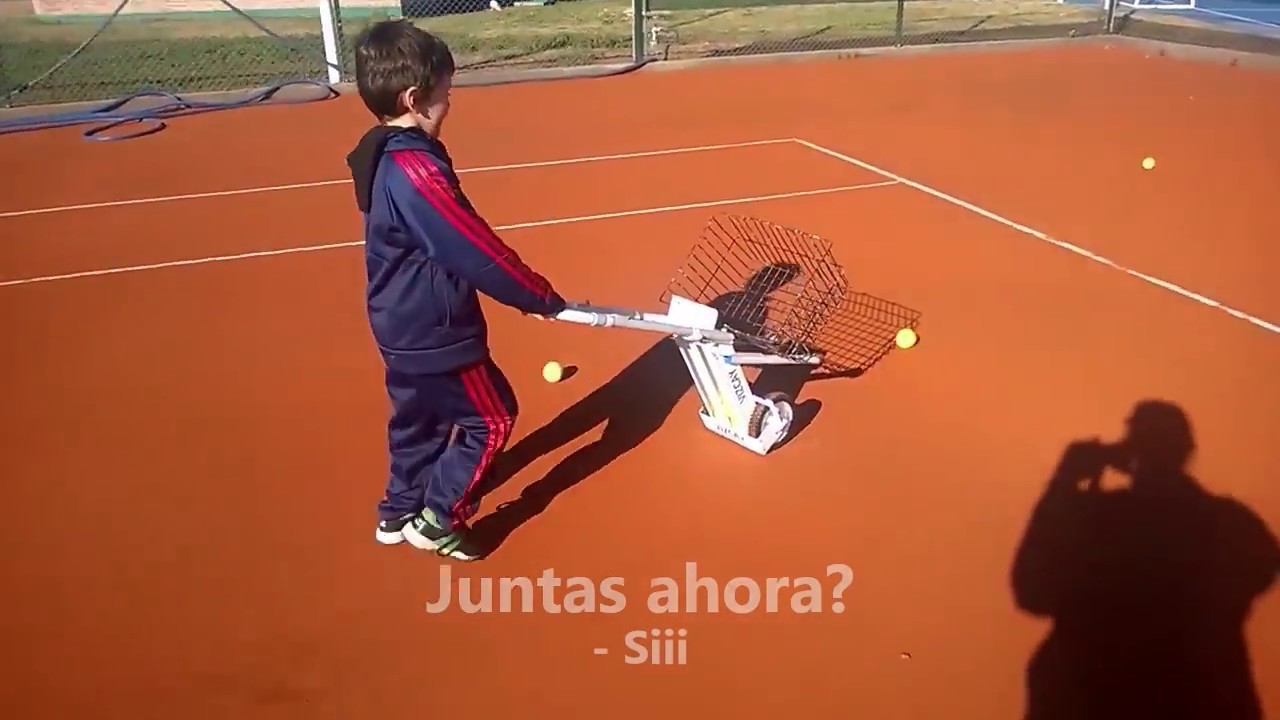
[391,150,554,300]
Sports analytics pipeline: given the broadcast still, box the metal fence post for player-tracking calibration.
[318,0,342,84]
[330,0,348,82]
[633,0,648,64]
[895,0,905,46]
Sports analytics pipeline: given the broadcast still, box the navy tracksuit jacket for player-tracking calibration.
[346,126,566,529]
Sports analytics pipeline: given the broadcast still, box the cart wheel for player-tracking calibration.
[748,391,795,440]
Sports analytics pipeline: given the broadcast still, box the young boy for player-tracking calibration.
[345,20,566,561]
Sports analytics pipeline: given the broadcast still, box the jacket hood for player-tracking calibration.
[345,126,452,212]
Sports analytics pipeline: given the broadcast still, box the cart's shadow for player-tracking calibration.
[470,335,824,556]
[470,262,918,557]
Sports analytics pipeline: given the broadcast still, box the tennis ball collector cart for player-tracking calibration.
[549,214,894,455]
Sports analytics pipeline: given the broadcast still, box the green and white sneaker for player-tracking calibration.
[402,509,483,561]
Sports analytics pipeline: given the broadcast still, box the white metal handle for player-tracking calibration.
[551,301,736,344]
[554,307,620,327]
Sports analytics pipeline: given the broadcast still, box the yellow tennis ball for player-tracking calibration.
[895,328,918,349]
[542,361,563,383]
[1142,157,1155,170]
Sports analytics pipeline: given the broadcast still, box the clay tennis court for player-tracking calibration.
[2,39,1278,719]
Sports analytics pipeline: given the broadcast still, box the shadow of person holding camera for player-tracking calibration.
[1011,400,1279,720]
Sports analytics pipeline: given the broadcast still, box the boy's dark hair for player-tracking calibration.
[353,20,456,120]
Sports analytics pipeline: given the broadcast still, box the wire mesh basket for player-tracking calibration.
[661,213,921,377]
[809,291,922,377]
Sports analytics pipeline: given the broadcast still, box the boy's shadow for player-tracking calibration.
[1011,400,1280,720]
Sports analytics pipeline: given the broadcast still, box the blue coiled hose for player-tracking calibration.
[0,81,340,141]
[0,0,342,142]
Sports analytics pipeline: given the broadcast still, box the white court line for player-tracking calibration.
[0,180,897,288]
[792,138,1280,335]
[0,138,794,220]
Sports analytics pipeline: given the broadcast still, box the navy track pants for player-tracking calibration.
[377,358,517,530]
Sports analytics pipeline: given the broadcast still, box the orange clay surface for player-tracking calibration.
[1,41,1279,719]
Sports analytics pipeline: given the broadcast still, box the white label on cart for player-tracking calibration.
[728,366,749,405]
[696,344,742,431]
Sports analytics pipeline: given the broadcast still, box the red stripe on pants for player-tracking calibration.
[454,364,513,522]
